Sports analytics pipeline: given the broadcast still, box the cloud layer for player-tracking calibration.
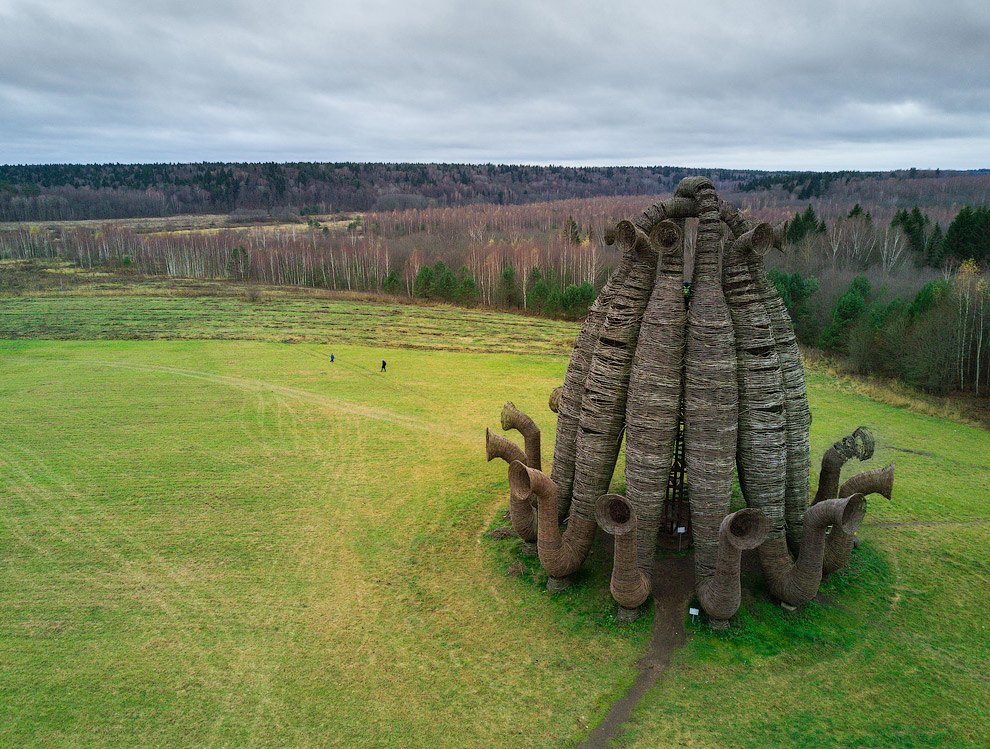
[2,0,988,168]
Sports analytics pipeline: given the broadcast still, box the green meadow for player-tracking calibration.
[2,282,989,746]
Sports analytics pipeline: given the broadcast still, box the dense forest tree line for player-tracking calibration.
[2,190,988,395]
[768,200,990,396]
[772,265,989,396]
[4,161,988,223]
[738,168,988,215]
[0,161,760,222]
[0,196,631,314]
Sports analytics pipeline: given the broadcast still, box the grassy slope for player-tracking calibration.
[0,338,656,747]
[1,286,989,747]
[622,369,990,747]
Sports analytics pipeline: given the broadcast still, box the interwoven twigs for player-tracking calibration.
[485,427,537,541]
[497,403,542,542]
[509,460,597,578]
[624,219,688,575]
[762,494,865,604]
[551,242,637,519]
[682,179,739,596]
[839,462,894,500]
[501,401,541,471]
[697,508,769,622]
[748,248,811,553]
[718,199,754,239]
[635,196,695,235]
[496,179,888,619]
[723,223,785,538]
[822,464,894,575]
[595,494,650,608]
[571,222,658,527]
[813,426,875,504]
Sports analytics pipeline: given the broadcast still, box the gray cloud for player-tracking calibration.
[1,0,988,168]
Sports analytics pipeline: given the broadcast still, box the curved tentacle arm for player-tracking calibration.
[823,464,895,575]
[596,494,651,609]
[486,427,526,466]
[485,428,537,543]
[501,401,541,471]
[509,461,596,578]
[761,494,866,605]
[634,196,696,235]
[696,508,770,625]
[814,427,875,504]
[839,463,894,500]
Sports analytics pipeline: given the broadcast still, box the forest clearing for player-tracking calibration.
[1,290,988,746]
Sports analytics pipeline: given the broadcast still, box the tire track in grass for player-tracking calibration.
[1,359,429,743]
[0,431,294,742]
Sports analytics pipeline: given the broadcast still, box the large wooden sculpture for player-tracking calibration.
[486,177,894,628]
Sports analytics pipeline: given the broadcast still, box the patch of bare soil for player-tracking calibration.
[579,553,696,748]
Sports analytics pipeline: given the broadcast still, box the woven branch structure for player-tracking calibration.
[484,176,895,627]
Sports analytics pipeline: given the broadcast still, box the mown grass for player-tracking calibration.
[0,339,652,746]
[2,284,989,746]
[0,265,578,355]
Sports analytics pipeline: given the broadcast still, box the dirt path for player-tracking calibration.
[579,554,695,748]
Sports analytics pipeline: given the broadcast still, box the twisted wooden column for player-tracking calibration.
[551,241,637,520]
[559,222,658,580]
[624,219,688,578]
[679,176,751,624]
[747,247,811,554]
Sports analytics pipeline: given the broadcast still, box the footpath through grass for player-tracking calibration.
[2,283,989,746]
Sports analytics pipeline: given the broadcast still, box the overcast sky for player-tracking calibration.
[1,0,988,170]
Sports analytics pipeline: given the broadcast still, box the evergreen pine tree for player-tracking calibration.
[412,265,434,298]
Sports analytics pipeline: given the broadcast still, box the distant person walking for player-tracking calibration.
[330,353,334,363]
[381,359,387,373]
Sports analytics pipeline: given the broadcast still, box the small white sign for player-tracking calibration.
[677,526,686,534]
[688,607,700,616]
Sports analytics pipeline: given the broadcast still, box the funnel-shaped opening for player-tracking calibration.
[749,223,774,256]
[879,463,895,500]
[485,428,498,462]
[615,220,637,248]
[838,493,866,534]
[507,460,532,497]
[650,219,682,254]
[852,427,875,460]
[595,494,635,535]
[725,508,770,550]
[500,401,517,432]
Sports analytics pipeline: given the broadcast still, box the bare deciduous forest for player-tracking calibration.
[2,163,988,398]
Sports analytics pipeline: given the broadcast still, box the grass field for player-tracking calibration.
[2,284,989,746]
